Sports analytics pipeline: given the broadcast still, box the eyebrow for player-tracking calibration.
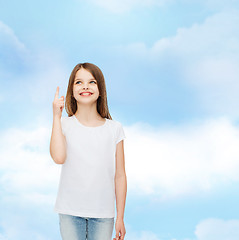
[74,78,96,82]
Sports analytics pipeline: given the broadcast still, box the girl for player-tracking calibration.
[50,62,127,240]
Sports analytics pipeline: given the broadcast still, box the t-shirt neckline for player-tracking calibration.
[73,114,108,129]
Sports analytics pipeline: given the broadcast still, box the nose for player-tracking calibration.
[82,83,89,89]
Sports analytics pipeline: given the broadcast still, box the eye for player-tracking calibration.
[75,80,96,84]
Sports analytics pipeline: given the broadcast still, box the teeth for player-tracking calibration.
[81,93,91,96]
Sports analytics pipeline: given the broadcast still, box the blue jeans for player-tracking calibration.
[59,213,114,240]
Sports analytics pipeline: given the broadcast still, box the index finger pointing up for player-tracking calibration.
[55,86,59,100]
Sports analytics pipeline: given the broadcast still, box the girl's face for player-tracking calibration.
[72,68,100,104]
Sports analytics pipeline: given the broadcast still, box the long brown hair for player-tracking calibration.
[65,62,112,120]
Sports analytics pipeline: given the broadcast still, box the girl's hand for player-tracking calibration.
[53,86,65,118]
[113,218,126,240]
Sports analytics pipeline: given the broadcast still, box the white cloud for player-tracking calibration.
[163,10,239,117]
[125,116,239,200]
[86,0,238,13]
[0,125,60,206]
[1,104,239,203]
[117,217,239,240]
[1,116,239,205]
[0,125,61,239]
[200,0,239,10]
[0,22,68,109]
[0,21,26,51]
[21,48,69,104]
[0,21,29,75]
[123,224,161,240]
[0,214,57,240]
[126,230,160,240]
[1,117,239,237]
[87,0,171,13]
[113,9,239,118]
[195,218,239,240]
[127,10,239,84]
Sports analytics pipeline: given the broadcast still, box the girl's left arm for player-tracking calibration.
[114,140,127,240]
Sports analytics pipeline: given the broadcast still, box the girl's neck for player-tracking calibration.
[74,103,102,122]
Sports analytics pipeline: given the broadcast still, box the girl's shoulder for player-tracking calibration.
[61,115,75,129]
[107,119,125,133]
[109,119,126,143]
[61,115,74,135]
[107,118,123,127]
[61,115,74,123]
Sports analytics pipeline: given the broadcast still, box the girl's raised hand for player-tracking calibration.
[53,86,65,118]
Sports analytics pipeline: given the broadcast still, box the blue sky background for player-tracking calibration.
[1,0,239,239]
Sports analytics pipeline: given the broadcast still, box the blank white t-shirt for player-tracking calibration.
[54,114,126,218]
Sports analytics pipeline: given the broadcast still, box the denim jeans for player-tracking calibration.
[59,213,114,240]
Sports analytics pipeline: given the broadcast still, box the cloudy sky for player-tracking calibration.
[0,0,239,239]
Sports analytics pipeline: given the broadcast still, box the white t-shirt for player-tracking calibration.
[54,114,126,218]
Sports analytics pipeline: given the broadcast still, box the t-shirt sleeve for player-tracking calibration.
[115,122,126,145]
[61,116,67,136]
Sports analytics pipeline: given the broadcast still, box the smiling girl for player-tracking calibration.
[50,62,127,240]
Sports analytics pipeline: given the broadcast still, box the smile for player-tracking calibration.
[80,92,93,96]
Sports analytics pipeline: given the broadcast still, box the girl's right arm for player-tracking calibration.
[49,86,66,164]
